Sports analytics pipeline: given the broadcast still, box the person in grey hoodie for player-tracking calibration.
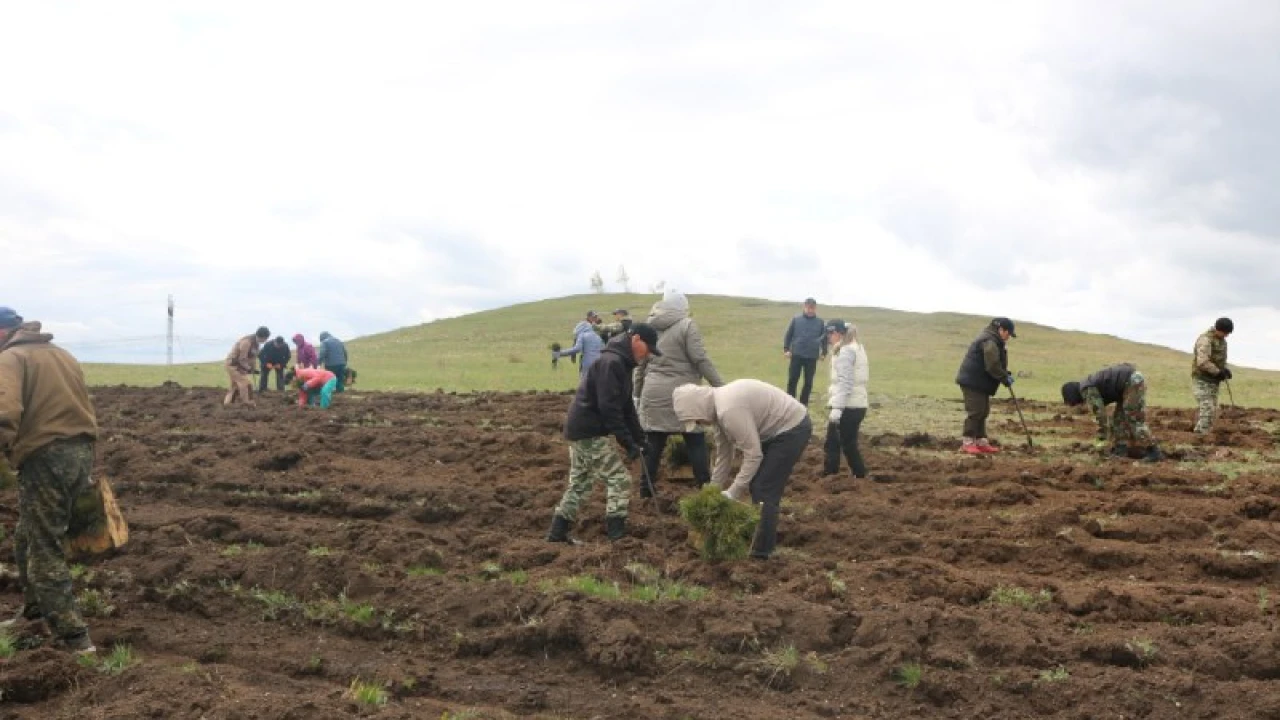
[672,380,812,560]
[316,332,349,392]
[554,311,606,378]
[822,319,869,478]
[634,290,724,496]
[782,298,827,406]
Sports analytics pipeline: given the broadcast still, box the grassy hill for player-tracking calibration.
[82,293,1280,409]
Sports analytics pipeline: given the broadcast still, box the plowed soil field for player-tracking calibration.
[4,386,1280,719]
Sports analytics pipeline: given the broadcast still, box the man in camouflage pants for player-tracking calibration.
[1062,363,1163,462]
[0,307,99,653]
[1191,318,1233,434]
[547,325,662,544]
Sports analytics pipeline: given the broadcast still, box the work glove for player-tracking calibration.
[1002,373,1015,387]
[1220,367,1233,381]
[828,408,843,424]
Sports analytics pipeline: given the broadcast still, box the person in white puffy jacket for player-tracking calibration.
[822,319,869,478]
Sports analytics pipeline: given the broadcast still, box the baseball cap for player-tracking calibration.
[824,319,849,334]
[0,307,22,329]
[586,310,599,319]
[629,323,663,357]
[804,297,817,305]
[612,308,629,316]
[993,317,1017,337]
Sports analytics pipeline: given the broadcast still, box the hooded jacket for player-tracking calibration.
[954,326,1008,397]
[1080,363,1136,405]
[317,332,348,366]
[0,322,98,468]
[226,334,262,374]
[293,334,318,368]
[560,320,605,377]
[672,380,807,495]
[635,291,724,432]
[564,334,645,448]
[827,340,869,409]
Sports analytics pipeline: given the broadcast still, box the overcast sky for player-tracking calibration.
[3,1,1278,367]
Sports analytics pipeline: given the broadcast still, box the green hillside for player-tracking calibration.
[82,293,1280,409]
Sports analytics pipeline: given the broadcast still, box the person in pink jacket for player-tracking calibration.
[287,367,337,409]
[292,334,318,369]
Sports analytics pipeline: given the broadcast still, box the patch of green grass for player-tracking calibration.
[504,570,529,585]
[0,630,15,659]
[407,566,444,578]
[250,588,299,620]
[77,588,117,618]
[100,644,137,675]
[895,662,923,689]
[1037,666,1070,683]
[69,564,91,581]
[559,575,622,600]
[542,573,709,603]
[1126,637,1158,666]
[308,546,334,558]
[986,585,1053,611]
[345,678,389,708]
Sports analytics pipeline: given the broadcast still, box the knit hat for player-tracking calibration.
[1061,381,1083,406]
[1215,317,1234,334]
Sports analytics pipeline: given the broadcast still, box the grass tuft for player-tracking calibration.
[345,678,389,708]
[0,630,15,659]
[986,585,1052,611]
[100,643,137,675]
[895,662,923,689]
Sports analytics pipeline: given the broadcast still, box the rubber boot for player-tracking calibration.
[1110,443,1129,458]
[546,515,578,544]
[0,603,41,629]
[1142,445,1165,463]
[749,505,780,560]
[605,515,627,541]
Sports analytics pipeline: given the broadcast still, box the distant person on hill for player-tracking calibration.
[225,327,270,406]
[553,311,606,378]
[292,334,318,369]
[287,367,338,409]
[822,319,870,478]
[547,325,662,545]
[635,289,724,497]
[598,308,633,342]
[672,379,812,560]
[317,332,348,392]
[1191,317,1233,434]
[782,298,827,406]
[954,317,1016,454]
[258,337,291,393]
[1061,363,1163,462]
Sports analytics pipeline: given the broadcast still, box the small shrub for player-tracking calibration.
[340,595,377,624]
[251,588,298,620]
[895,662,923,689]
[100,644,137,675]
[759,644,799,687]
[345,678,389,708]
[308,546,334,558]
[1037,666,1070,683]
[986,585,1052,611]
[504,570,528,585]
[78,588,117,618]
[678,485,760,561]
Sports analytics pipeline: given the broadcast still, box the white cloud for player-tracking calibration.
[1,1,1277,369]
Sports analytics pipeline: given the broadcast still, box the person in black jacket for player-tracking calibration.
[782,298,827,405]
[1062,363,1163,462]
[954,317,1016,454]
[547,324,662,544]
[258,337,292,393]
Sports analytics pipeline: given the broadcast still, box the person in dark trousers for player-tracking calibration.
[258,337,291,393]
[782,298,827,406]
[954,317,1016,454]
[822,319,870,478]
[546,324,662,545]
[317,332,348,392]
[672,379,812,560]
[1062,363,1164,462]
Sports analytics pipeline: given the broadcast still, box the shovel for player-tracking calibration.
[1007,385,1034,448]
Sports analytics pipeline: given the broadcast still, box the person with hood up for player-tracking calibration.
[0,307,100,653]
[292,334,318,369]
[225,326,270,406]
[822,319,870,478]
[672,379,812,560]
[316,332,348,392]
[634,289,724,496]
[547,324,662,544]
[954,317,1016,454]
[258,336,292,393]
[1062,363,1163,462]
[287,367,338,409]
[553,311,606,378]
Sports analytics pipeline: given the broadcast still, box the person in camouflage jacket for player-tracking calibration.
[1191,318,1233,434]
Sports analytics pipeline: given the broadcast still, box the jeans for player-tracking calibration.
[750,417,812,558]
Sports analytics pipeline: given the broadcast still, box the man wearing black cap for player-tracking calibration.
[954,317,1016,454]
[1192,317,1233,434]
[782,298,827,405]
[0,307,101,653]
[225,326,270,406]
[547,324,662,544]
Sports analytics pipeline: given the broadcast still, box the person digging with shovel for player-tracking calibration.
[1062,363,1164,462]
[954,317,1016,454]
[546,324,662,544]
[1191,317,1233,435]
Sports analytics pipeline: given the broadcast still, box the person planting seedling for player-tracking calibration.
[287,367,338,409]
[1061,363,1164,462]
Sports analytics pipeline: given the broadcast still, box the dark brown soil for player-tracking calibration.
[2,387,1279,718]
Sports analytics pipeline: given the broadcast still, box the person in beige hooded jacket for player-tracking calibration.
[672,380,811,560]
[634,289,724,496]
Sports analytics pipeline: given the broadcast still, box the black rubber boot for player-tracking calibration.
[1142,445,1165,463]
[605,515,627,541]
[749,505,780,560]
[546,515,578,544]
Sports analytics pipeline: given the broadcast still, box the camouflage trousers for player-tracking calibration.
[1193,377,1220,434]
[554,437,631,522]
[14,438,94,642]
[1084,370,1153,446]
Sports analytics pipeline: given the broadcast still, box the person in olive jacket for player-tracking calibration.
[954,317,1016,454]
